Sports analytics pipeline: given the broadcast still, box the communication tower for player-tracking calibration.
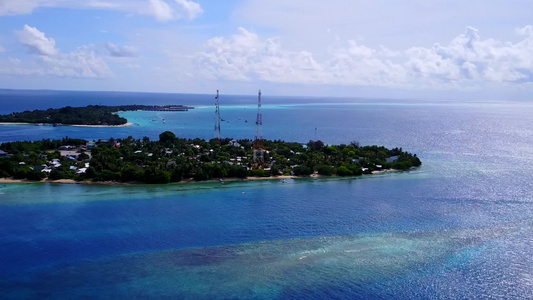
[253,90,265,164]
[214,90,221,141]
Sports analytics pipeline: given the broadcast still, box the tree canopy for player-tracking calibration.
[0,134,421,184]
[0,105,192,125]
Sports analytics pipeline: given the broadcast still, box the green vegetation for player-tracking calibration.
[0,131,421,184]
[0,104,192,125]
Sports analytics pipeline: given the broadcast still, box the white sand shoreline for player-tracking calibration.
[0,169,409,186]
[0,122,135,127]
[70,122,135,128]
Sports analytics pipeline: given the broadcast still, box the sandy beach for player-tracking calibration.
[70,122,135,128]
[246,169,400,181]
[0,122,35,126]
[0,169,405,186]
[0,178,76,184]
[0,122,135,127]
[0,178,133,185]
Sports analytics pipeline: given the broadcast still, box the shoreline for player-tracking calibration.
[0,169,407,186]
[0,122,135,127]
[70,122,135,128]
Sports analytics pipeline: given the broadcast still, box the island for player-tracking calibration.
[0,104,193,126]
[0,131,421,184]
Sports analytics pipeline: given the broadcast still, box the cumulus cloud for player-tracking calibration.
[0,57,44,76]
[197,26,533,90]
[0,49,112,78]
[326,40,407,87]
[197,27,405,86]
[174,0,202,19]
[145,0,203,21]
[411,26,533,84]
[3,25,112,78]
[42,46,112,77]
[516,25,533,37]
[146,0,173,22]
[16,24,58,56]
[105,42,138,57]
[197,27,323,83]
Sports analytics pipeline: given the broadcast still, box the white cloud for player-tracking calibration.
[516,25,533,37]
[197,27,323,83]
[105,43,138,57]
[0,0,203,21]
[42,46,113,78]
[0,57,44,76]
[16,24,57,56]
[144,0,203,22]
[3,25,112,78]
[146,0,173,22]
[0,0,61,16]
[326,40,407,87]
[0,48,112,78]
[174,0,202,20]
[234,1,533,52]
[197,26,533,90]
[197,27,404,86]
[0,0,37,15]
[413,26,533,84]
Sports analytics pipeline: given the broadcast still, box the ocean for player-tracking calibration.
[1,90,532,299]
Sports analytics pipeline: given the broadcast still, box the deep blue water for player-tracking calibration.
[1,90,533,299]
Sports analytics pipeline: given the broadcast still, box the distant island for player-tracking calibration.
[0,131,421,184]
[0,104,193,126]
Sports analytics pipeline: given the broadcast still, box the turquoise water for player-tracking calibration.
[1,91,533,298]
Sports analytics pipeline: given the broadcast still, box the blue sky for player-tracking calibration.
[0,0,532,100]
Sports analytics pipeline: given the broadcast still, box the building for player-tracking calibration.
[0,150,10,158]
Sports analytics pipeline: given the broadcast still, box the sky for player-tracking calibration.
[0,0,532,100]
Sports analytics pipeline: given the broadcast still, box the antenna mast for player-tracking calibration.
[214,90,221,141]
[253,90,264,164]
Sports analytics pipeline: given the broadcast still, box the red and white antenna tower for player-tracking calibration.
[253,90,264,164]
[214,90,221,141]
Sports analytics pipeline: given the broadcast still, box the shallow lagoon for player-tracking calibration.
[1,91,533,298]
